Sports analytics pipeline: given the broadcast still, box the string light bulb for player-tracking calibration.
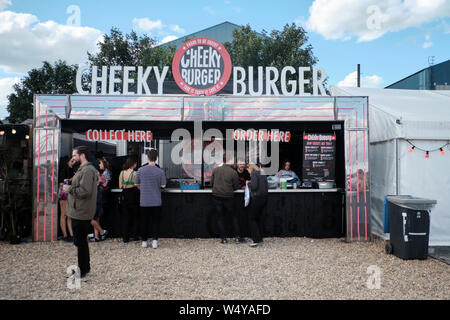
[25,135,29,140]
[425,151,429,158]
[440,148,445,155]
[408,146,415,152]
[11,129,16,134]
[0,130,4,136]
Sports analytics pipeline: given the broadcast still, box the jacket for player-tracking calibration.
[249,170,268,199]
[211,164,240,197]
[66,162,98,220]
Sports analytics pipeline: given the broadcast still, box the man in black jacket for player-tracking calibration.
[211,153,246,244]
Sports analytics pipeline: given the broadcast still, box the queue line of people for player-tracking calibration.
[63,146,295,281]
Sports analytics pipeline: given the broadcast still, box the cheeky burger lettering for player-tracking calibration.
[172,38,232,96]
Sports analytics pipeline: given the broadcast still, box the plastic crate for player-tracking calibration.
[180,181,200,190]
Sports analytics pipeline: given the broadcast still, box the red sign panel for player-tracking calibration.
[172,37,232,96]
[85,129,153,142]
[234,129,291,142]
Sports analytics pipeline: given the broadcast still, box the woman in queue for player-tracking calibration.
[246,163,268,247]
[119,157,140,243]
[90,157,111,242]
[58,157,76,242]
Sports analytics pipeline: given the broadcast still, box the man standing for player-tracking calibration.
[236,159,250,189]
[135,149,166,249]
[65,146,98,281]
[211,153,245,244]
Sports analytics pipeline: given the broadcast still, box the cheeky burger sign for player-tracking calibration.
[172,38,232,96]
[76,37,327,96]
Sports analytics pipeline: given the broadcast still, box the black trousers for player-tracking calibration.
[121,188,140,242]
[71,218,91,276]
[248,196,267,243]
[140,206,162,241]
[213,195,241,239]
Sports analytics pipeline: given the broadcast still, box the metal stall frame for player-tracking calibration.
[33,94,371,242]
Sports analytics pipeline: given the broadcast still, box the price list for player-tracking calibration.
[302,134,336,182]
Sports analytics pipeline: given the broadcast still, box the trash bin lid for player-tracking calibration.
[387,195,437,210]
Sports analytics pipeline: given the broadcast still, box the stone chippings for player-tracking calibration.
[0,237,448,300]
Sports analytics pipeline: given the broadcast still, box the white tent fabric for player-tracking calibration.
[330,86,450,246]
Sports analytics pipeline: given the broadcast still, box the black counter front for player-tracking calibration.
[101,189,345,239]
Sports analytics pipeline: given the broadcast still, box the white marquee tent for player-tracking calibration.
[330,86,450,246]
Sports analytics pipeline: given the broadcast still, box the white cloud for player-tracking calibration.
[0,11,102,74]
[203,6,216,16]
[337,71,383,88]
[0,0,11,11]
[306,0,450,42]
[160,35,178,44]
[170,24,185,34]
[132,18,163,32]
[422,33,433,48]
[0,76,20,119]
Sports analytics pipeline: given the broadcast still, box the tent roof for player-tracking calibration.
[330,86,450,142]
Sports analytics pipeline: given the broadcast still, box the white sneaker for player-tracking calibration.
[152,240,158,249]
[141,241,148,248]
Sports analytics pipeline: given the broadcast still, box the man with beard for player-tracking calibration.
[236,159,250,189]
[64,146,98,281]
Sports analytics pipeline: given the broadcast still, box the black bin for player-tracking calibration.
[386,195,436,260]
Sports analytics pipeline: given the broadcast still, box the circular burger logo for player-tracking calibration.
[172,37,232,96]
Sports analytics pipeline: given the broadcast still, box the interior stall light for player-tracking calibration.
[425,151,429,158]
[25,135,30,140]
[440,148,445,155]
[408,146,415,152]
[12,129,16,134]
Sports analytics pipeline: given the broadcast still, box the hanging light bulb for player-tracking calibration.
[408,146,415,152]
[12,129,16,134]
[440,148,445,155]
[425,151,429,158]
[0,130,4,136]
[25,135,30,140]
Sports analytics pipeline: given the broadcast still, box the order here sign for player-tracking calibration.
[85,129,153,142]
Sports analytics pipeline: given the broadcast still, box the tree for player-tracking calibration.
[225,23,321,93]
[6,60,77,123]
[87,27,156,67]
[224,25,264,68]
[87,27,177,84]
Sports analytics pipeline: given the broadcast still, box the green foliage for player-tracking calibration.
[6,60,78,124]
[225,23,322,93]
[87,27,177,82]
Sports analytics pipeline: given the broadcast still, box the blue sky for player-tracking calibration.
[1,0,449,119]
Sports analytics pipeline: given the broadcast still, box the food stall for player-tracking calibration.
[32,94,370,242]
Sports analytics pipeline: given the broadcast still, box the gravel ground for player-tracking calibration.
[0,236,449,300]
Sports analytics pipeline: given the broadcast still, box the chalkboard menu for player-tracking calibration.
[302,134,336,182]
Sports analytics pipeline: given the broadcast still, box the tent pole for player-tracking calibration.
[395,138,399,195]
